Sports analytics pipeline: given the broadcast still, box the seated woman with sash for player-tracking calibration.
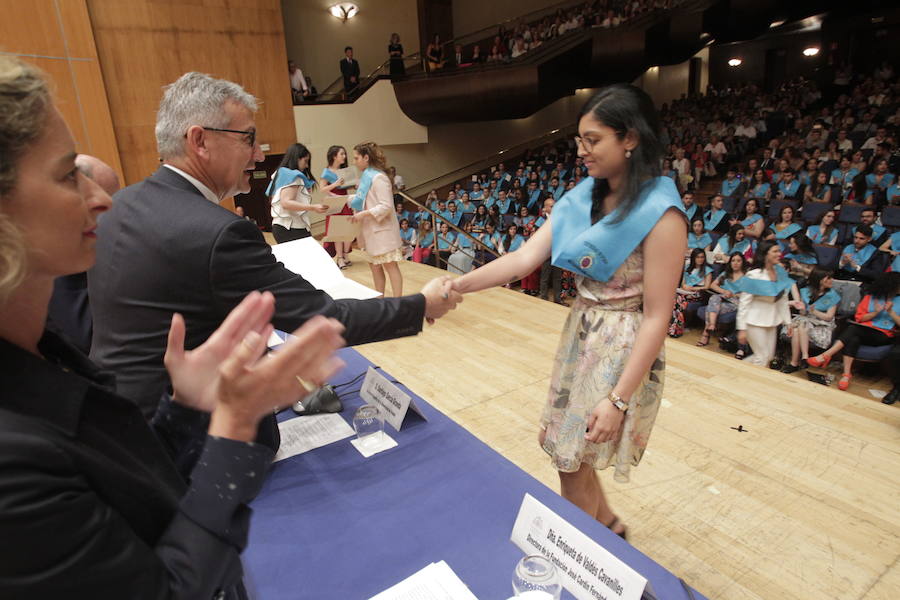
[879,229,900,272]
[807,209,838,246]
[737,197,765,240]
[783,233,818,281]
[448,221,478,275]
[712,224,753,269]
[745,169,772,207]
[412,219,435,264]
[475,221,500,266]
[451,85,687,538]
[703,193,730,235]
[469,183,484,201]
[398,218,417,260]
[470,204,489,234]
[687,217,712,259]
[697,252,748,346]
[808,272,900,391]
[735,240,800,367]
[320,145,353,267]
[803,171,832,205]
[766,205,802,251]
[780,267,840,373]
[458,191,475,216]
[268,143,331,244]
[434,221,456,269]
[669,248,711,338]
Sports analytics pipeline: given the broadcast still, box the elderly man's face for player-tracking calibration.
[204,101,263,198]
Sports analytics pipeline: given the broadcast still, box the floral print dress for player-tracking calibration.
[540,246,665,483]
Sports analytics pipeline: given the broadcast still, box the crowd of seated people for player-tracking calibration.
[662,64,899,401]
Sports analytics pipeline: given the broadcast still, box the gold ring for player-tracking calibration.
[296,376,316,394]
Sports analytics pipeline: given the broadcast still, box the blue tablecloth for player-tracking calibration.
[243,347,706,600]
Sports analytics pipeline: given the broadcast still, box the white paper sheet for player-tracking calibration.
[334,166,360,188]
[274,414,355,462]
[368,561,479,600]
[270,237,380,300]
[350,431,398,458]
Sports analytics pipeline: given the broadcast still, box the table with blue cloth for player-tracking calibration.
[243,347,706,600]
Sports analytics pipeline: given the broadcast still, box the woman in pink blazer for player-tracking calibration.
[350,142,404,295]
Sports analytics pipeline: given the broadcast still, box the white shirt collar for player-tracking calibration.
[163,164,220,205]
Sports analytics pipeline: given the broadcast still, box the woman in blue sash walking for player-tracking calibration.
[452,85,686,537]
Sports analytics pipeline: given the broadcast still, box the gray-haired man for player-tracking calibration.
[90,72,460,419]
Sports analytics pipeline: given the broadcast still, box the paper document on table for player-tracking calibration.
[368,561,479,600]
[274,414,355,462]
[270,237,380,299]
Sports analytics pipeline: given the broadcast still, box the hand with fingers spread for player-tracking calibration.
[584,397,625,444]
[164,290,276,413]
[209,315,346,442]
[421,276,463,324]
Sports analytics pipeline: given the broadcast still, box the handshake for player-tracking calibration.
[420,275,464,323]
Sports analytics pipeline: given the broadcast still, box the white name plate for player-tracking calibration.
[510,493,652,600]
[359,366,426,432]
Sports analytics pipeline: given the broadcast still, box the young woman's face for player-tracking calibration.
[575,114,634,181]
[297,154,309,170]
[823,211,835,225]
[695,252,705,265]
[765,244,781,266]
[781,207,793,222]
[353,151,368,171]
[745,199,758,214]
[440,223,449,233]
[508,225,517,235]
[519,206,528,216]
[692,220,704,235]
[789,237,798,252]
[423,221,432,231]
[816,172,827,184]
[730,254,744,271]
[336,148,346,165]
[735,228,745,241]
[754,169,764,182]
[400,220,408,229]
[822,275,833,289]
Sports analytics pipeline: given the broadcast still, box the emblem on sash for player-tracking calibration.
[580,255,594,269]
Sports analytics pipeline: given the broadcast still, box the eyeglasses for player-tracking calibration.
[201,127,256,147]
[574,136,598,152]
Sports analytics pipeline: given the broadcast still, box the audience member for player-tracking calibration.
[340,46,360,95]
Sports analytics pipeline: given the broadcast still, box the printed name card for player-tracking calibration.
[510,494,652,600]
[359,367,426,432]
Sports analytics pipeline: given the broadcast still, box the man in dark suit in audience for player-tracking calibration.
[90,71,461,418]
[47,154,120,354]
[340,46,360,95]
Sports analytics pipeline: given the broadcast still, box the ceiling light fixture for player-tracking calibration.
[727,58,742,67]
[769,20,786,28]
[802,47,820,57]
[329,3,359,21]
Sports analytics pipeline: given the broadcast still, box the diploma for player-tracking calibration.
[318,193,350,215]
[334,166,359,188]
[322,215,359,242]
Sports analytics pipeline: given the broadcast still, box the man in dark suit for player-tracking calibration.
[340,46,360,95]
[90,71,460,418]
[46,154,120,354]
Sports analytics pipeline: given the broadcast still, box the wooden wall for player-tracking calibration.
[0,0,123,181]
[86,0,297,185]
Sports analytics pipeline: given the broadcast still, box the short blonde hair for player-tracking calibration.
[0,56,50,301]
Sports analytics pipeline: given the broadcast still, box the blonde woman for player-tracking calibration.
[349,142,404,296]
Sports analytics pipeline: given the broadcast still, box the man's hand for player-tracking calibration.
[421,276,462,324]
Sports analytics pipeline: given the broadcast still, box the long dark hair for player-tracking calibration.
[326,145,347,169]
[726,223,744,250]
[752,239,779,269]
[723,252,748,279]
[277,143,316,191]
[578,84,663,224]
[868,272,900,300]
[806,267,832,297]
[816,209,836,238]
[686,248,709,274]
[790,232,815,257]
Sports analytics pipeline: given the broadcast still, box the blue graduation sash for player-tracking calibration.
[721,275,743,293]
[750,182,770,198]
[266,167,313,197]
[399,228,415,242]
[419,232,434,247]
[741,213,762,228]
[892,232,900,271]
[867,295,899,331]
[534,216,546,228]
[496,198,511,214]
[784,252,818,265]
[683,267,708,287]
[688,232,712,249]
[866,173,894,190]
[683,204,699,222]
[350,167,380,211]
[445,211,462,226]
[806,225,836,245]
[779,180,800,197]
[469,190,484,200]
[552,186,565,200]
[732,239,752,255]
[456,234,475,249]
[831,168,857,187]
[721,178,740,196]
[321,167,340,185]
[480,233,497,250]
[800,287,840,312]
[551,177,685,282]
[527,190,542,208]
[843,243,875,266]
[704,209,727,231]
[436,233,455,250]
[771,222,802,240]
[735,265,794,297]
[507,234,525,252]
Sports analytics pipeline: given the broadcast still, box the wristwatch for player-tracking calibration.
[607,390,629,412]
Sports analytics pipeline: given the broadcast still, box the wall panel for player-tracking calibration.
[0,0,123,181]
[88,0,296,184]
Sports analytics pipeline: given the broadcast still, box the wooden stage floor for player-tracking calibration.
[335,251,899,600]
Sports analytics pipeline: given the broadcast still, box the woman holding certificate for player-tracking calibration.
[268,143,341,243]
[320,145,353,269]
[452,85,687,538]
[349,142,404,296]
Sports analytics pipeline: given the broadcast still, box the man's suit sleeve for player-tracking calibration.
[208,218,425,344]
